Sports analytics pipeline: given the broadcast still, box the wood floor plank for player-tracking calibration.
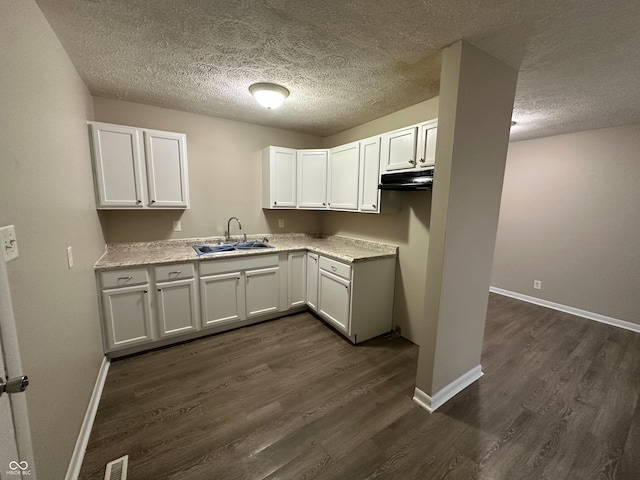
[79,300,640,480]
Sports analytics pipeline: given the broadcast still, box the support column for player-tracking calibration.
[413,40,518,412]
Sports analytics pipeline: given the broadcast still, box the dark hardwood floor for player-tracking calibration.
[79,294,640,479]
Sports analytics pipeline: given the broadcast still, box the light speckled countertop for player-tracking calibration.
[94,234,398,270]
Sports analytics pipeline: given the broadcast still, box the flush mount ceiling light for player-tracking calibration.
[249,83,290,109]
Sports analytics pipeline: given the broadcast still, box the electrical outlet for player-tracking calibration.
[172,220,182,232]
[534,280,542,290]
[1,225,19,262]
[67,246,74,269]
[278,219,285,228]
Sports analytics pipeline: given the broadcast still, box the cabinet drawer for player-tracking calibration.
[154,263,195,282]
[319,256,351,280]
[100,268,149,289]
[199,254,279,276]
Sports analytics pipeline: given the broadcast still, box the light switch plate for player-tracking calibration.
[1,225,19,262]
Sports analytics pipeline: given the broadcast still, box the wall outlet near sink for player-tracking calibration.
[278,219,284,228]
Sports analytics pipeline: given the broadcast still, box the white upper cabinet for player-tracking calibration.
[144,130,189,208]
[89,122,190,209]
[381,125,418,172]
[417,120,438,167]
[90,123,145,208]
[328,142,360,211]
[297,150,328,209]
[358,136,381,213]
[262,146,297,208]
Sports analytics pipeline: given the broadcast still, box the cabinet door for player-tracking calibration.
[144,130,189,208]
[297,150,328,209]
[417,121,438,167]
[102,284,153,350]
[268,147,297,208]
[156,278,199,337]
[245,267,280,317]
[200,272,243,327]
[381,126,418,172]
[359,136,381,212]
[318,270,351,334]
[91,123,145,208]
[306,253,319,311]
[328,142,360,211]
[288,252,307,308]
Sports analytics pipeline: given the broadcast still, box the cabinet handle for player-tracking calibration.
[144,289,148,293]
[372,205,376,209]
[136,200,142,204]
[323,203,326,206]
[274,201,277,206]
[157,288,161,292]
[331,266,337,272]
[169,271,181,276]
[419,158,425,163]
[151,199,156,204]
[118,276,133,281]
[409,159,416,165]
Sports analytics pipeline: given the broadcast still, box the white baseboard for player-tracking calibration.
[490,286,640,334]
[65,355,110,480]
[413,365,483,413]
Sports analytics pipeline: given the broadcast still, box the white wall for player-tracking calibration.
[492,125,640,326]
[0,1,106,477]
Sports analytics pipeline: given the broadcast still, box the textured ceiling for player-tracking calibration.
[36,0,640,140]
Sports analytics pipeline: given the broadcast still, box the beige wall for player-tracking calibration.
[321,98,439,342]
[93,98,324,243]
[416,41,517,395]
[492,125,640,325]
[1,1,106,478]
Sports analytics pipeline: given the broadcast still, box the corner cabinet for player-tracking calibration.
[327,142,360,211]
[89,121,190,209]
[262,146,297,208]
[297,150,328,209]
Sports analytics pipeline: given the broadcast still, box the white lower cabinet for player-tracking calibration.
[156,278,199,337]
[306,252,319,311]
[246,267,280,317]
[288,251,307,308]
[314,255,396,343]
[101,283,154,351]
[318,270,351,334]
[200,272,243,327]
[98,248,396,356]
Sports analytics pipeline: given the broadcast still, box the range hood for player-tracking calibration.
[378,168,434,191]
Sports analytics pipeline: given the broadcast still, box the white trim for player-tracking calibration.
[413,365,483,413]
[65,356,110,480]
[490,287,640,334]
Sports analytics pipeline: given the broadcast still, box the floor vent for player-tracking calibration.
[104,455,128,480]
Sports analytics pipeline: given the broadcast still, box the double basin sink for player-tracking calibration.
[193,240,275,255]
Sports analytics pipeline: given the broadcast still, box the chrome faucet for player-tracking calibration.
[226,217,242,242]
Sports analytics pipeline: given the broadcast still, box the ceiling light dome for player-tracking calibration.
[249,83,290,109]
